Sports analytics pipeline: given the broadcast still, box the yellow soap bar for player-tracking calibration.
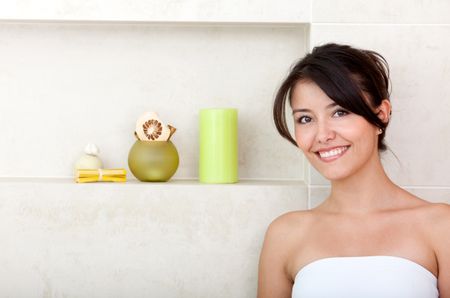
[75,168,127,183]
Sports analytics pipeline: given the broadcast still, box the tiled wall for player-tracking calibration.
[1,1,449,297]
[0,180,307,298]
[0,5,311,297]
[0,22,306,180]
[308,0,450,206]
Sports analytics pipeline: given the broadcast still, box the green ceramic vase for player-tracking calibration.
[128,140,179,182]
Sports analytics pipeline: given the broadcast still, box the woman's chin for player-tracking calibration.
[310,164,351,181]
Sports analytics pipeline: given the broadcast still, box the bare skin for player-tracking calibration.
[258,197,450,297]
[257,81,450,297]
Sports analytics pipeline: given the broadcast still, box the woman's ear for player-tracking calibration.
[376,99,391,124]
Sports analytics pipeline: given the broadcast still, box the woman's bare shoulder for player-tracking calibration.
[420,202,450,294]
[414,202,450,245]
[427,202,450,226]
[258,210,315,298]
[268,210,315,230]
[396,190,449,218]
[263,210,316,245]
[414,201,450,222]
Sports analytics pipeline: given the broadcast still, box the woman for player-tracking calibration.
[257,43,450,298]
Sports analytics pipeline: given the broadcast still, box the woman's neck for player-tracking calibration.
[321,154,401,214]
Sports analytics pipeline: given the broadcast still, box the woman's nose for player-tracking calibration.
[316,121,336,144]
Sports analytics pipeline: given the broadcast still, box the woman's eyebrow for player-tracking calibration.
[292,108,310,114]
[326,103,338,109]
[292,103,338,115]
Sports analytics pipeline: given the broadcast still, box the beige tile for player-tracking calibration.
[0,179,308,297]
[0,0,311,22]
[309,186,331,209]
[313,0,450,24]
[404,187,450,203]
[309,24,450,187]
[309,164,330,186]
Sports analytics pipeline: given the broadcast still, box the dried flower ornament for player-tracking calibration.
[143,119,163,140]
[135,112,175,141]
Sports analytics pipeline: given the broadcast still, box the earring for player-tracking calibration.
[378,128,383,135]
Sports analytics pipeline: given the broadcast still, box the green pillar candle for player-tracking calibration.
[199,108,238,183]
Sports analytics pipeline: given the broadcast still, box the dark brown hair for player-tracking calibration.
[273,43,391,151]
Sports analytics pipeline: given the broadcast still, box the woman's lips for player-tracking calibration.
[314,146,350,162]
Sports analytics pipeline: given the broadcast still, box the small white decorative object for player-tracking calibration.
[84,143,100,156]
[75,143,103,170]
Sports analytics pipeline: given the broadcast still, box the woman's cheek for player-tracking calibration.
[294,128,313,151]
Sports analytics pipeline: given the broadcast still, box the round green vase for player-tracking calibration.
[128,140,179,182]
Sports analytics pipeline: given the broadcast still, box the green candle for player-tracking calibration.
[199,108,238,183]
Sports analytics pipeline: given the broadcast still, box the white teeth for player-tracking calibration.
[319,146,348,158]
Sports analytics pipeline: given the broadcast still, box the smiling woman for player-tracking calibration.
[291,80,386,181]
[257,43,450,298]
[274,43,390,151]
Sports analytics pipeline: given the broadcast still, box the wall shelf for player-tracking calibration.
[0,19,308,27]
[0,21,307,180]
[0,177,307,204]
[0,177,305,185]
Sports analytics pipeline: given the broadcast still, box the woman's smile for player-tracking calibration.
[314,145,350,162]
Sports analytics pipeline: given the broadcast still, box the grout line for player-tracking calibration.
[309,184,450,189]
[401,185,450,190]
[305,23,311,51]
[307,182,312,210]
[311,22,450,26]
[0,18,309,27]
[0,176,309,183]
[307,0,312,52]
[307,163,312,209]
[1,176,447,189]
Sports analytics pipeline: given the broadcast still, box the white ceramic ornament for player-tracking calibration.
[75,143,103,170]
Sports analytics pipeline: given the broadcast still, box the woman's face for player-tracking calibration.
[290,80,380,181]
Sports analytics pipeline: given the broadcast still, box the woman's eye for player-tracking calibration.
[297,116,312,124]
[333,109,349,117]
